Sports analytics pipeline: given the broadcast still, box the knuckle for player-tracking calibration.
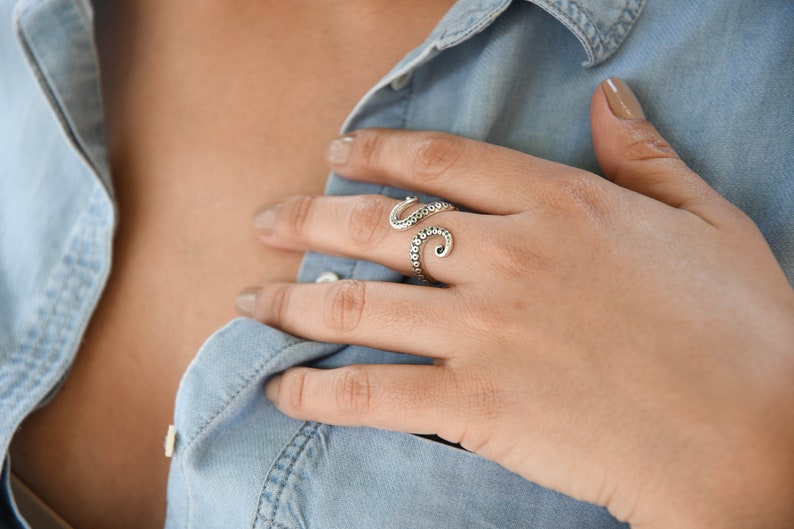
[335,366,373,417]
[456,296,509,349]
[548,174,608,221]
[281,368,309,413]
[488,237,541,280]
[623,128,679,163]
[324,279,367,333]
[347,197,390,246]
[279,194,315,238]
[463,375,504,422]
[353,129,388,167]
[262,283,292,324]
[440,370,504,449]
[410,133,466,180]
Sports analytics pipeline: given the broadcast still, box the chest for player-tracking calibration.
[9,3,453,528]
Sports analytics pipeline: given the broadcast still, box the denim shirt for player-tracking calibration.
[1,0,792,527]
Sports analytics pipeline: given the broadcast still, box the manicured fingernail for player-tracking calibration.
[602,77,645,120]
[265,374,282,405]
[326,135,355,166]
[235,286,261,316]
[252,203,280,233]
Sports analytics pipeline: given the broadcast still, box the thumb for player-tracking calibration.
[591,77,720,214]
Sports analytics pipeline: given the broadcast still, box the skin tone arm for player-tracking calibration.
[236,78,794,528]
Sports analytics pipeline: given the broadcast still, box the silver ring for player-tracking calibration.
[409,226,453,284]
[389,196,457,230]
[389,196,457,284]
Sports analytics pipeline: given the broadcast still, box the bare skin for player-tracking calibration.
[9,1,454,528]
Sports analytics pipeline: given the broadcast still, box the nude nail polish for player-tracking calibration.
[251,203,280,233]
[235,286,261,316]
[602,77,645,120]
[326,135,355,166]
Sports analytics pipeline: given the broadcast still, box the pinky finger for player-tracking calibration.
[265,364,460,438]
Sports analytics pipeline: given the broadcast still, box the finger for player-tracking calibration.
[239,280,463,358]
[325,128,576,215]
[253,194,489,285]
[591,77,730,221]
[264,364,462,439]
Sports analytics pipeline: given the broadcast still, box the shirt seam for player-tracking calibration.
[530,0,645,66]
[254,422,321,527]
[2,188,110,453]
[177,339,340,525]
[179,340,326,452]
[437,0,513,48]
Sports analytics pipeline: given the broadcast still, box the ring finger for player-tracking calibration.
[254,193,492,285]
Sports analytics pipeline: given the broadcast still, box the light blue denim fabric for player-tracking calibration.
[1,0,792,527]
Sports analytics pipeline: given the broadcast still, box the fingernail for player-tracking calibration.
[326,134,355,166]
[235,286,261,316]
[602,77,645,120]
[252,203,280,233]
[265,374,282,405]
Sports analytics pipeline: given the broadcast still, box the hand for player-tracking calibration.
[237,78,794,529]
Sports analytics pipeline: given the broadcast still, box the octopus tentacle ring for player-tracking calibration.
[389,196,458,284]
[389,196,458,230]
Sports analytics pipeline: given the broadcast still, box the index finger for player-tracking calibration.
[326,128,580,214]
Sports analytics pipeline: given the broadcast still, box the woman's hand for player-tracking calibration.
[237,78,794,528]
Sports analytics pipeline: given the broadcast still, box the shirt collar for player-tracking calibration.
[529,0,646,67]
[13,0,112,192]
[432,0,645,66]
[11,0,644,196]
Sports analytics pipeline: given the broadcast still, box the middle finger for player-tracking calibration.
[247,279,463,359]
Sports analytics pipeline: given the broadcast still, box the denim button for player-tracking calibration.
[164,425,176,458]
[390,72,412,91]
[315,271,340,283]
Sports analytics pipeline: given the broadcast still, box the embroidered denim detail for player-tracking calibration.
[254,423,322,529]
[532,0,645,66]
[436,0,513,48]
[0,186,111,458]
